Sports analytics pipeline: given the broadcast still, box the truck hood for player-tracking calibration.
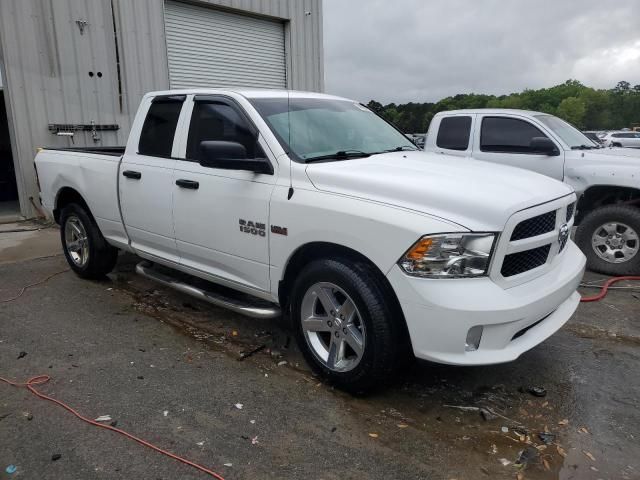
[575,146,640,164]
[305,151,573,231]
[564,147,640,194]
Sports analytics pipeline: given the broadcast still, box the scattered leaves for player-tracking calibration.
[558,419,569,426]
[583,450,596,462]
[231,330,238,337]
[397,423,408,428]
[578,426,590,434]
[557,445,567,458]
[368,433,379,438]
[543,458,551,471]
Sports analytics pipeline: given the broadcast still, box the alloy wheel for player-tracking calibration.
[300,282,366,373]
[64,215,90,267]
[591,222,639,264]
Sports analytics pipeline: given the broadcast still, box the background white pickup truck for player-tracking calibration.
[35,90,585,391]
[426,109,640,275]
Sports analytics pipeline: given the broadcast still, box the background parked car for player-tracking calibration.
[601,131,640,148]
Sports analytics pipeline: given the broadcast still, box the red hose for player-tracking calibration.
[0,375,225,480]
[580,276,640,302]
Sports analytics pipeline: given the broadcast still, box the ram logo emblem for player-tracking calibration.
[239,219,266,237]
[558,223,570,249]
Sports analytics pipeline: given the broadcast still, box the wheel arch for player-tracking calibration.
[54,187,94,224]
[278,242,410,340]
[577,185,640,224]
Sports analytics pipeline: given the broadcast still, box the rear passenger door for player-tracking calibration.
[119,95,184,263]
[431,115,474,157]
[472,115,564,180]
[171,95,277,294]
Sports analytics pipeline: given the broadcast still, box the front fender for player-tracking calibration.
[268,186,467,298]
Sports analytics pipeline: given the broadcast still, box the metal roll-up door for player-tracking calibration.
[164,1,287,89]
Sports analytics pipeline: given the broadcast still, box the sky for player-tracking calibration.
[323,0,640,104]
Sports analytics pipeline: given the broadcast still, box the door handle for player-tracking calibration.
[176,179,199,190]
[122,170,142,180]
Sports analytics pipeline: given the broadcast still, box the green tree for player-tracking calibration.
[556,97,587,128]
[370,80,639,132]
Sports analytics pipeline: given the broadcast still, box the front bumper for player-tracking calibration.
[388,241,586,365]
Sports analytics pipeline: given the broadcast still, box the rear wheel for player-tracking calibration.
[60,203,118,279]
[575,205,640,275]
[290,258,405,393]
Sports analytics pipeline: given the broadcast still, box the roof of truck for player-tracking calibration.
[434,108,548,117]
[144,88,350,101]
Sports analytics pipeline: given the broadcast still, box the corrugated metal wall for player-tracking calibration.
[0,0,323,218]
[164,1,287,89]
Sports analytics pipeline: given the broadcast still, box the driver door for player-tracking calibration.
[472,115,565,181]
[171,95,277,294]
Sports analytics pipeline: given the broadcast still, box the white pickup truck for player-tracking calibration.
[35,90,585,391]
[425,109,640,275]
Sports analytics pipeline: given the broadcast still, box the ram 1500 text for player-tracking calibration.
[35,90,586,391]
[426,109,640,275]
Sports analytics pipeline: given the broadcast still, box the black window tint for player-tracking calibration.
[436,116,472,150]
[481,117,548,153]
[186,101,263,161]
[138,99,183,157]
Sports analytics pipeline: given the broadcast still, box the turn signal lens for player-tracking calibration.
[406,238,433,260]
[399,233,496,278]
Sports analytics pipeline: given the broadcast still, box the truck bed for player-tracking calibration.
[35,146,127,247]
[43,146,125,156]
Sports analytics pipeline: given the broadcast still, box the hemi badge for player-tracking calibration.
[271,225,288,236]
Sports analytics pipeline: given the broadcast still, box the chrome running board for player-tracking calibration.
[135,261,281,319]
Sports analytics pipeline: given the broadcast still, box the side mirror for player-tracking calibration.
[530,137,560,156]
[198,141,273,174]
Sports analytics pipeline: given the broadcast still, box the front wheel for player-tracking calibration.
[575,205,640,275]
[60,203,119,279]
[290,258,405,393]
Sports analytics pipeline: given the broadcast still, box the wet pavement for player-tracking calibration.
[0,238,639,479]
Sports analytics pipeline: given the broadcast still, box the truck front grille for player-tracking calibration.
[500,244,551,277]
[510,211,556,241]
[493,196,576,285]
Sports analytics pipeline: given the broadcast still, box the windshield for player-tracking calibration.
[534,114,599,148]
[248,97,416,162]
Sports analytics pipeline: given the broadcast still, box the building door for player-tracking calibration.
[0,89,19,216]
[163,1,287,89]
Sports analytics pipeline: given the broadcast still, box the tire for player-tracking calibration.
[60,203,118,279]
[290,258,405,393]
[575,204,640,275]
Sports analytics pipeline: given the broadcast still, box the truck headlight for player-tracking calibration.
[399,233,496,277]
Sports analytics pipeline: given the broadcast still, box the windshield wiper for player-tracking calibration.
[304,150,371,163]
[571,145,596,150]
[382,146,418,152]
